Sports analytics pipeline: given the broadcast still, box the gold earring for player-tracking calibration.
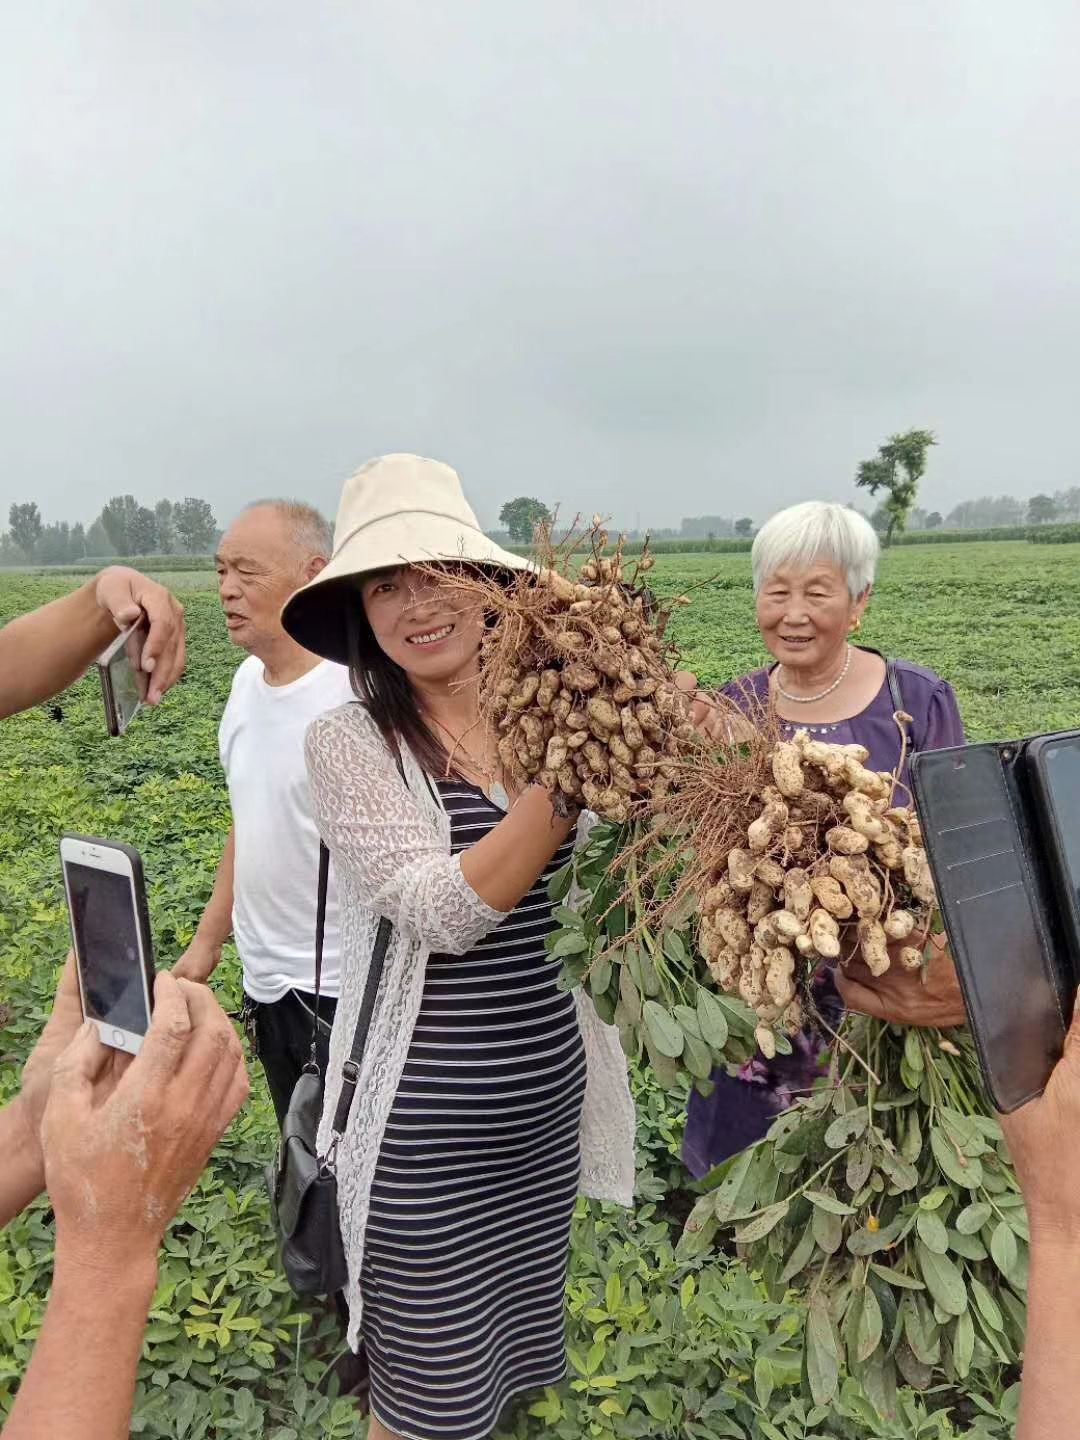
[851,616,861,633]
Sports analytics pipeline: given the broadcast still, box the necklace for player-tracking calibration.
[428,714,510,810]
[776,645,852,704]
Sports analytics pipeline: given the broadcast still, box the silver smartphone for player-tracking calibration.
[96,622,150,737]
[60,833,156,1054]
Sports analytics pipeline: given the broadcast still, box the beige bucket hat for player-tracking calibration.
[281,453,531,665]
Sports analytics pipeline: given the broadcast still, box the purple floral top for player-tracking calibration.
[682,651,965,1179]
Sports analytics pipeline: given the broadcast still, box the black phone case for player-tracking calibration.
[911,744,1071,1112]
[1023,731,1080,979]
[60,833,157,1019]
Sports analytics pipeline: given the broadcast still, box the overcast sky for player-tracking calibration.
[2,1,1079,534]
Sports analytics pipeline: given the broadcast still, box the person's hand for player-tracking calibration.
[172,939,222,985]
[94,567,186,705]
[40,972,249,1272]
[14,954,130,1170]
[673,670,753,745]
[1000,1001,1080,1247]
[835,935,967,1029]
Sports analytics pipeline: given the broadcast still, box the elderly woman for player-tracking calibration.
[683,500,966,1179]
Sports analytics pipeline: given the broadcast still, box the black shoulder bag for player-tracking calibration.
[265,844,394,1297]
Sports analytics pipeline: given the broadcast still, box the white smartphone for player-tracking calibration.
[60,833,156,1054]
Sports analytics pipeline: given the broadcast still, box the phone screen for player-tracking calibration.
[107,626,149,734]
[1039,736,1080,922]
[66,862,151,1035]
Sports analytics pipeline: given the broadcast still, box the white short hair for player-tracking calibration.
[751,502,879,597]
[245,499,333,560]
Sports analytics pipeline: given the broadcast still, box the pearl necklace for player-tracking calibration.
[776,645,852,704]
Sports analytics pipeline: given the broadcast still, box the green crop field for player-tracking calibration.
[2,542,1077,1438]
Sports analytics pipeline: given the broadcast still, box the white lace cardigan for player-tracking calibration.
[304,702,637,1347]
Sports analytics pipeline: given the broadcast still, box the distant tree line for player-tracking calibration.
[496,495,758,546]
[1,496,219,566]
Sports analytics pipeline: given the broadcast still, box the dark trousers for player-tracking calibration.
[244,986,337,1128]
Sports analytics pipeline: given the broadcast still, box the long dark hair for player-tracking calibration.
[345,605,457,779]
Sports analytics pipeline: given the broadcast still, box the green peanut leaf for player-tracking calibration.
[734,1200,790,1245]
[953,1310,975,1379]
[825,1110,869,1149]
[846,1140,873,1195]
[970,1277,1005,1333]
[990,1220,1019,1280]
[672,1003,703,1040]
[552,930,587,957]
[915,1210,949,1255]
[857,1284,883,1363]
[869,1262,925,1292]
[930,1125,983,1189]
[902,1296,941,1366]
[754,1356,775,1412]
[917,1186,949,1212]
[806,1189,855,1216]
[589,957,613,995]
[954,1201,992,1235]
[682,1031,714,1081]
[948,1229,988,1262]
[812,1203,843,1257]
[781,1224,818,1284]
[617,965,642,1023]
[552,904,583,927]
[806,1294,841,1407]
[696,988,729,1050]
[642,1000,683,1058]
[915,1241,967,1317]
[547,863,573,902]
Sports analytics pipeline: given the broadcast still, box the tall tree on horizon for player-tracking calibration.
[174,497,218,553]
[499,496,552,545]
[855,428,937,547]
[8,502,42,557]
[100,495,141,555]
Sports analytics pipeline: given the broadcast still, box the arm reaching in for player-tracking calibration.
[173,827,236,982]
[3,974,248,1440]
[998,1000,1080,1440]
[305,708,576,955]
[0,566,185,719]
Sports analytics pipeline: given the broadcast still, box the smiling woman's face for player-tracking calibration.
[755,560,868,672]
[360,564,485,683]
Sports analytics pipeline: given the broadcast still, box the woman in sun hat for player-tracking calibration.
[681,500,966,1180]
[282,455,635,1440]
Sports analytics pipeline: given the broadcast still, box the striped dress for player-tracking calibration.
[360,780,587,1440]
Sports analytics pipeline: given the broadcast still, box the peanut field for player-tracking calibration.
[2,541,1078,1439]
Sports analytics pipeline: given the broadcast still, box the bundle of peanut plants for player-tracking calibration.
[546,699,1026,1417]
[430,520,695,824]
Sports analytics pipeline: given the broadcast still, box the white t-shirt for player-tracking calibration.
[219,655,355,1003]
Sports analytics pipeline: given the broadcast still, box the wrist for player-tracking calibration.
[10,1091,46,1176]
[53,1230,160,1298]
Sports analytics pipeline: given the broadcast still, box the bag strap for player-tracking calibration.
[318,738,410,1141]
[309,841,331,1066]
[330,914,393,1137]
[886,659,919,757]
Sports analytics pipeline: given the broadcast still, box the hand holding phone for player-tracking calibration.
[60,835,155,1054]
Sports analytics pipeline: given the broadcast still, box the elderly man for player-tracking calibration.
[174,500,353,1123]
